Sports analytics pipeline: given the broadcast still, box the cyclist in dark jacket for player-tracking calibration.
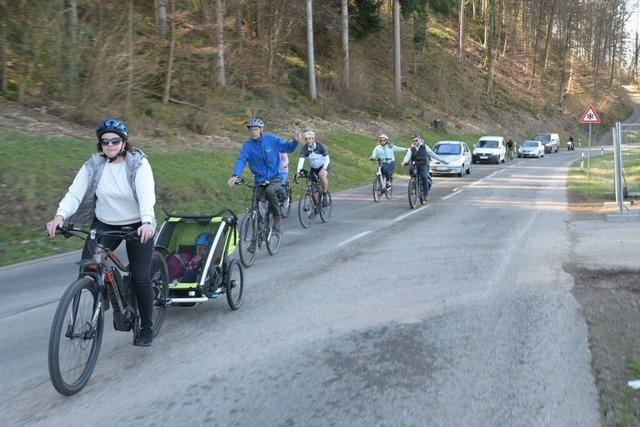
[227,118,300,232]
[402,134,446,199]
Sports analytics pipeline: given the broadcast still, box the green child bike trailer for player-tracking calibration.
[155,209,244,310]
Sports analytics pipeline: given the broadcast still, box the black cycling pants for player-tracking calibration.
[82,218,154,330]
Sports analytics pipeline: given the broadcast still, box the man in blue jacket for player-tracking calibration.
[227,118,300,232]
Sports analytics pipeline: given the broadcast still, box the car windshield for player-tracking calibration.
[534,134,550,142]
[478,140,498,148]
[523,141,538,147]
[434,144,461,155]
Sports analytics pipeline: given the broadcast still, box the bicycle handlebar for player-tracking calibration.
[54,225,139,242]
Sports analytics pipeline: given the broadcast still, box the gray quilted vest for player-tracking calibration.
[68,149,147,224]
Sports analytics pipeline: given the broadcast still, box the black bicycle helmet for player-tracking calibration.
[96,119,129,141]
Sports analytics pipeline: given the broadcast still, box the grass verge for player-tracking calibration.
[617,356,640,425]
[1,129,480,266]
[568,148,640,203]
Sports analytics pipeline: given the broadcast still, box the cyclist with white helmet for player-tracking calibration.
[46,119,157,346]
[296,130,330,200]
[227,117,301,232]
[369,134,407,190]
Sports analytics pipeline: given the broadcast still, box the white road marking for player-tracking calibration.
[335,230,372,248]
[392,205,429,223]
[441,189,463,200]
[469,170,500,186]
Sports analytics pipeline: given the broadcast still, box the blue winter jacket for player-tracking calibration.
[231,134,299,184]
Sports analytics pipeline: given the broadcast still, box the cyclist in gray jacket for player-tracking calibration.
[46,119,157,346]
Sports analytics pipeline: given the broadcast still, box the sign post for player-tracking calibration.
[580,105,601,179]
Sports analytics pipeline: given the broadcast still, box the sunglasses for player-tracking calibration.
[412,139,419,143]
[100,137,123,146]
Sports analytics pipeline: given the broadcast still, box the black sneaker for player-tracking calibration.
[272,217,282,233]
[136,327,153,346]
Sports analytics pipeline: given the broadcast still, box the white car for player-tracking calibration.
[430,141,472,177]
[518,140,545,158]
[472,136,506,164]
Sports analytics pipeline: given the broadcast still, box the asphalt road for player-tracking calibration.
[1,149,601,426]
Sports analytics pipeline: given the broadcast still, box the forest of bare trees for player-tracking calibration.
[0,0,634,122]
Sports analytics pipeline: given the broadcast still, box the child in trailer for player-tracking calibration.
[167,232,214,283]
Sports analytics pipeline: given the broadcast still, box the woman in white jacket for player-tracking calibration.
[46,119,157,346]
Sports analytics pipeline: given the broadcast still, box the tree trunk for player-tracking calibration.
[531,0,542,78]
[157,0,168,39]
[557,11,572,105]
[163,0,176,104]
[486,0,495,93]
[235,1,245,96]
[483,0,488,48]
[68,0,79,99]
[459,0,465,67]
[254,2,262,40]
[341,0,350,90]
[503,0,519,57]
[0,0,7,94]
[540,0,557,82]
[609,18,621,89]
[215,0,226,87]
[393,0,401,103]
[126,0,134,118]
[633,31,640,83]
[306,0,317,100]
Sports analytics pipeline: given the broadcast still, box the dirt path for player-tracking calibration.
[597,85,640,146]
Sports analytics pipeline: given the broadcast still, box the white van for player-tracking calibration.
[472,136,506,164]
[533,132,560,153]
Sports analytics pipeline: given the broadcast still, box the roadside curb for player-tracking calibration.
[0,250,81,272]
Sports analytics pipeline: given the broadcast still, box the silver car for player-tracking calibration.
[430,141,472,177]
[517,140,545,158]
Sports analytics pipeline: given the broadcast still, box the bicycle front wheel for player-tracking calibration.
[225,258,244,310]
[238,213,257,268]
[48,277,104,396]
[298,191,313,228]
[373,177,382,203]
[408,177,418,209]
[266,210,281,255]
[150,251,169,337]
[319,192,332,223]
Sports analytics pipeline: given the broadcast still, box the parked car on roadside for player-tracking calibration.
[533,132,559,153]
[472,136,506,164]
[430,141,472,177]
[517,140,545,158]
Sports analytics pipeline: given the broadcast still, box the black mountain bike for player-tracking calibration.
[294,169,332,228]
[373,159,392,203]
[236,181,281,268]
[407,162,430,209]
[48,226,169,395]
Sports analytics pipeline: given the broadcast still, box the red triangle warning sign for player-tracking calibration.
[580,105,601,124]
